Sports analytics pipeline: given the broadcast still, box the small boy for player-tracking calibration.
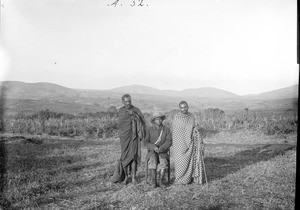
[144,112,172,188]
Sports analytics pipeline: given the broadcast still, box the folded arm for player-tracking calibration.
[158,128,172,153]
[143,129,158,152]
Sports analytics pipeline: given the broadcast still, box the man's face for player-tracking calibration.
[154,117,163,126]
[179,103,189,114]
[122,97,132,109]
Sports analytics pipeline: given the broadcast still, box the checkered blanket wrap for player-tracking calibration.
[172,112,204,184]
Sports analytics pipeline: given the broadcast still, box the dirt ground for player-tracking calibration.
[0,131,296,209]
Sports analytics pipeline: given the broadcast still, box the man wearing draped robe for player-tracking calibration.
[111,94,145,185]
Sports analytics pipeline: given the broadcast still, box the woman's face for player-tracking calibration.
[179,103,189,114]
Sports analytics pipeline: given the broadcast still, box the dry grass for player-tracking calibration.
[0,130,296,209]
[3,109,298,140]
[107,150,296,210]
[205,130,297,145]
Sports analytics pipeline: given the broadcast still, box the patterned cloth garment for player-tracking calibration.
[172,112,203,184]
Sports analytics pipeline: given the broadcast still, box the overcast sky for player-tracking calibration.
[0,0,298,95]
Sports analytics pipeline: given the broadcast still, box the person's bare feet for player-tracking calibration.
[132,178,137,185]
[122,177,129,185]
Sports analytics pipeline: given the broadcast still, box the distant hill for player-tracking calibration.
[109,85,179,97]
[179,87,240,98]
[1,81,79,99]
[110,85,240,99]
[2,81,297,100]
[110,85,163,95]
[243,85,298,100]
[0,81,298,114]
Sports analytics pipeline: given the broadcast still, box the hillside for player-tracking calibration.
[110,85,165,96]
[109,85,239,99]
[109,84,299,100]
[1,81,298,101]
[0,81,298,114]
[243,85,298,100]
[1,81,78,99]
[180,87,239,98]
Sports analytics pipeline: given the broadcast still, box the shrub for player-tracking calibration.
[3,110,118,139]
[3,108,297,138]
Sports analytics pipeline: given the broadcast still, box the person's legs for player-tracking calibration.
[122,165,129,185]
[131,160,137,184]
[157,156,168,187]
[148,154,158,188]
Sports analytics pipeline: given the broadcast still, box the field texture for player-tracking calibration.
[0,129,296,209]
[2,109,298,138]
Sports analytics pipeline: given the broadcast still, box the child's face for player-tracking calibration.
[154,117,163,126]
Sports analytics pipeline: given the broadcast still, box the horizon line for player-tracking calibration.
[0,80,298,96]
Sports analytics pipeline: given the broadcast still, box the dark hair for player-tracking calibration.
[179,101,188,107]
[121,94,131,101]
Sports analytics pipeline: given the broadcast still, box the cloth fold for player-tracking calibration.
[192,127,204,184]
[111,107,145,183]
[172,112,204,184]
[132,112,145,165]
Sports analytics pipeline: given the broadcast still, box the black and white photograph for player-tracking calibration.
[0,0,298,209]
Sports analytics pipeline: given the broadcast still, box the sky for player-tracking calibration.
[0,0,298,95]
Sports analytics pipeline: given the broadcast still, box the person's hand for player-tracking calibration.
[157,147,163,153]
[153,145,159,153]
[201,145,205,157]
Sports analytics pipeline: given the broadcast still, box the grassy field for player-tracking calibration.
[0,129,296,210]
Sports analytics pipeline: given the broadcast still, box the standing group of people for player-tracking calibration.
[111,94,205,188]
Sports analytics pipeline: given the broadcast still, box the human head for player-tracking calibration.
[154,117,163,127]
[179,101,189,114]
[122,94,132,109]
[150,112,166,126]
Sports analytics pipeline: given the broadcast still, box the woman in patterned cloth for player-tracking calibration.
[172,101,204,185]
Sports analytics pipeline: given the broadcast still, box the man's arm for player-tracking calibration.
[133,107,145,125]
[158,127,172,153]
[117,107,124,126]
[144,128,158,151]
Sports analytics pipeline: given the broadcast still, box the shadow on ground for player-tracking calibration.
[204,144,296,182]
[3,134,296,209]
[142,143,296,184]
[3,136,117,173]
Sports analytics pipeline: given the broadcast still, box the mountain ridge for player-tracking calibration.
[0,81,298,100]
[0,81,78,99]
[108,84,298,100]
[1,81,298,113]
